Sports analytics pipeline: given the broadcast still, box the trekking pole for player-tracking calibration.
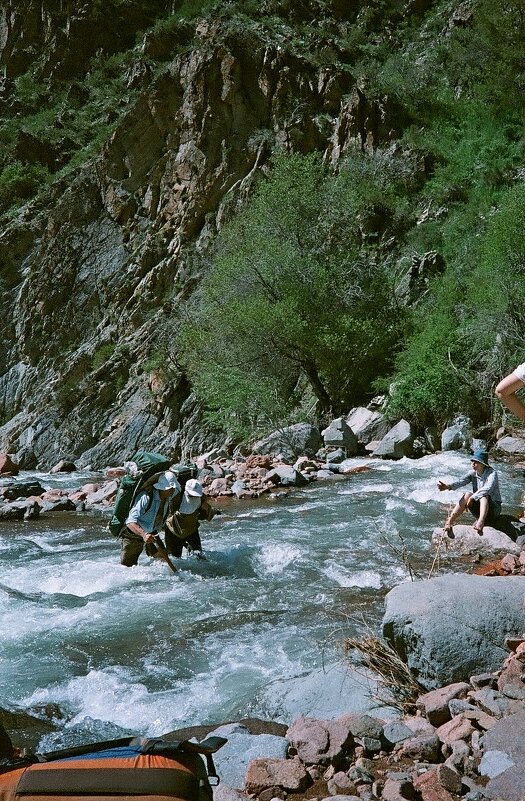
[153,535,178,574]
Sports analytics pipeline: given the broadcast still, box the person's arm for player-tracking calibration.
[438,473,471,491]
[126,493,155,542]
[496,370,525,422]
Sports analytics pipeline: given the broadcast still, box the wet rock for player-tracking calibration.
[50,459,77,473]
[0,481,45,499]
[0,453,19,476]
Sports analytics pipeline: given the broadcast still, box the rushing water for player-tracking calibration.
[0,451,522,750]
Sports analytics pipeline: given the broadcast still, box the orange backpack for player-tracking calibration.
[0,736,227,801]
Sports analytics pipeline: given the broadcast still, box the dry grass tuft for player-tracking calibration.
[345,633,425,715]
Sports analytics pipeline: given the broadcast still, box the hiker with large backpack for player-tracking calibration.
[122,470,181,567]
[108,451,200,568]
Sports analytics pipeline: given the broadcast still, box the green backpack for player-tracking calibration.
[107,451,198,538]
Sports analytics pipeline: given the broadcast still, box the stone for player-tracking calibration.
[286,716,354,766]
[481,708,525,801]
[382,720,414,747]
[49,459,77,473]
[382,574,525,689]
[416,682,469,726]
[413,767,457,800]
[372,419,414,459]
[326,771,357,796]
[0,454,19,476]
[399,734,441,762]
[245,758,311,794]
[495,436,525,455]
[380,778,416,801]
[321,417,358,455]
[264,466,309,487]
[435,716,474,744]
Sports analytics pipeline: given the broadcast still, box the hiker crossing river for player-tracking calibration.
[0,452,522,751]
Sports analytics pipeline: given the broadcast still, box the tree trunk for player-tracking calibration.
[301,359,334,414]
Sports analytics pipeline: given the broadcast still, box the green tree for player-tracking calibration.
[178,152,406,439]
[465,183,525,376]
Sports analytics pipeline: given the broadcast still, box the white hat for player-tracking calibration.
[185,478,203,496]
[154,471,181,492]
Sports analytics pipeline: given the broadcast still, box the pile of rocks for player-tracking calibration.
[0,451,373,520]
[211,635,525,801]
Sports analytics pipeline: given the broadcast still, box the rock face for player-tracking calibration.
[382,573,525,689]
[0,9,408,470]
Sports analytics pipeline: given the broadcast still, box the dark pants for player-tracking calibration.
[120,531,158,566]
[165,528,202,557]
[466,496,500,526]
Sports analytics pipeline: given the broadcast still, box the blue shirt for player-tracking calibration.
[125,490,169,533]
[449,466,502,510]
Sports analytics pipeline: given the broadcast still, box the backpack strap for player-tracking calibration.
[137,736,228,784]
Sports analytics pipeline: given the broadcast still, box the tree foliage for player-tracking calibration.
[178,152,407,439]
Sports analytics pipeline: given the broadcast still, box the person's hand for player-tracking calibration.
[143,532,155,543]
[437,480,449,491]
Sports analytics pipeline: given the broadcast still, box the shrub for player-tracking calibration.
[0,161,50,215]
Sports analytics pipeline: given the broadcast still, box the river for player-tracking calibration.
[0,451,522,751]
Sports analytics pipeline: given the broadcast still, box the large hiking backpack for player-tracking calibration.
[108,452,198,538]
[0,734,227,801]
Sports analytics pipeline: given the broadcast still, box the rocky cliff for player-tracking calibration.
[0,2,419,470]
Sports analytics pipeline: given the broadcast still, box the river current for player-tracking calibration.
[0,451,522,751]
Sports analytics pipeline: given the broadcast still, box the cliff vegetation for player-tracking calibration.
[0,0,524,466]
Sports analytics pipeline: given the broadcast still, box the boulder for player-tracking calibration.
[321,417,358,455]
[286,716,354,765]
[264,466,309,487]
[441,416,472,451]
[252,424,323,461]
[431,525,520,556]
[382,574,525,689]
[0,481,45,500]
[346,407,389,444]
[204,723,287,791]
[50,459,77,473]
[495,435,525,456]
[480,709,525,801]
[0,453,19,476]
[245,757,311,794]
[372,419,414,459]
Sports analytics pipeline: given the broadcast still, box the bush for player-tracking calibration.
[0,161,50,215]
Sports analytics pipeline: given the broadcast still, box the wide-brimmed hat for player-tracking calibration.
[154,471,181,491]
[471,449,490,468]
[185,478,203,496]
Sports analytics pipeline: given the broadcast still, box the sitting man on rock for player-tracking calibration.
[164,478,218,560]
[437,449,502,537]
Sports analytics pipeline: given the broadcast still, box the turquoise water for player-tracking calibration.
[0,452,521,748]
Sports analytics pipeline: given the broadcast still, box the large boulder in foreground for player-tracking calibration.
[382,574,525,690]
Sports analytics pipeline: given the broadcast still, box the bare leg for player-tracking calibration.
[472,496,488,534]
[495,374,525,422]
[444,492,471,531]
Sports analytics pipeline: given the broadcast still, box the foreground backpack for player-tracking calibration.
[108,452,198,538]
[0,734,227,801]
